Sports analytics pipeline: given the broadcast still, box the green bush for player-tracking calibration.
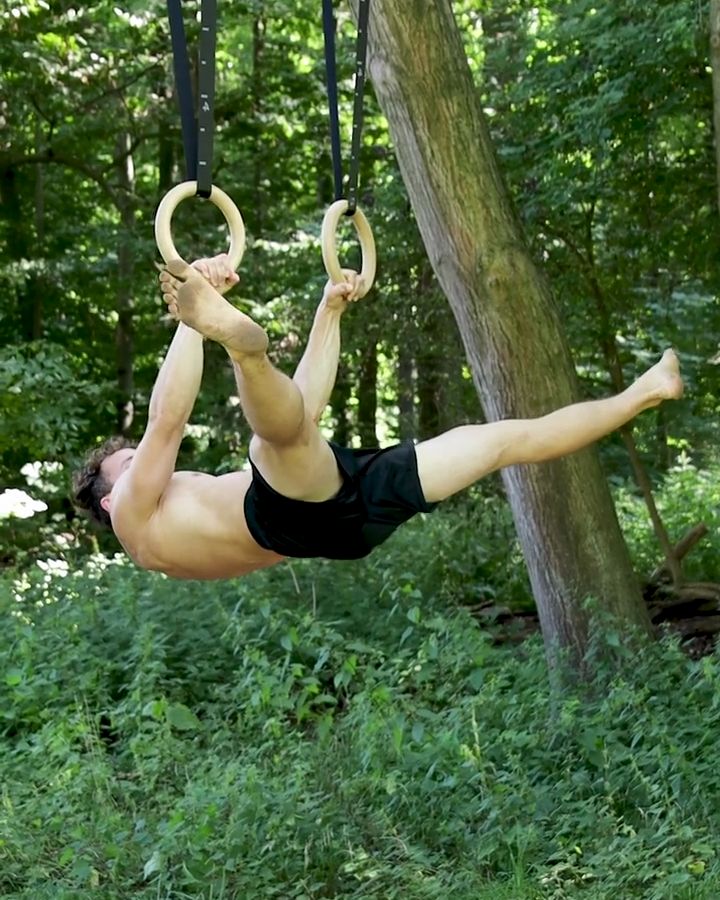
[615,462,720,582]
[2,518,720,898]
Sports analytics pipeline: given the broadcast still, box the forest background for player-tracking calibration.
[3,0,720,897]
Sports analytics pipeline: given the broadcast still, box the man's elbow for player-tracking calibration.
[145,411,187,438]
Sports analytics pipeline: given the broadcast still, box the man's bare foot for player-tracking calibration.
[633,349,684,407]
[159,259,268,355]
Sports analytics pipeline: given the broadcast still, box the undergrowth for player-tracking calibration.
[1,466,719,898]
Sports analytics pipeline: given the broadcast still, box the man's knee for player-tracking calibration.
[249,420,316,459]
[248,431,342,502]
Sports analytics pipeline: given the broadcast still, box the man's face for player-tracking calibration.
[100,447,136,492]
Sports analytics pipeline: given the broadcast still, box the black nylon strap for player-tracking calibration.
[322,0,343,202]
[167,0,197,182]
[347,0,370,215]
[196,0,216,198]
[322,0,371,215]
[166,0,216,197]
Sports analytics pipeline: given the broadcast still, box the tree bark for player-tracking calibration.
[396,343,415,440]
[115,131,135,435]
[331,362,352,447]
[251,7,266,236]
[357,341,378,446]
[0,163,45,343]
[587,276,681,585]
[32,128,45,340]
[365,0,651,666]
[711,0,720,213]
[416,344,442,441]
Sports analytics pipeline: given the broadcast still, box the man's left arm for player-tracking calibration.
[293,272,361,423]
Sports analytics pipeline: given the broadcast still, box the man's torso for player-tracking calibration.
[112,469,284,579]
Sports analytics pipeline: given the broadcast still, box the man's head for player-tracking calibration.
[72,436,136,528]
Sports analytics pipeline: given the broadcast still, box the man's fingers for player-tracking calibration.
[337,268,362,301]
[340,280,360,302]
[192,260,211,280]
[350,276,365,301]
[190,255,238,290]
[208,258,223,285]
[208,253,232,287]
[216,261,239,288]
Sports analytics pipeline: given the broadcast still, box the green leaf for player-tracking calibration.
[4,668,23,686]
[143,850,163,880]
[141,699,165,720]
[280,633,293,652]
[166,703,200,731]
[58,846,75,866]
[467,668,484,690]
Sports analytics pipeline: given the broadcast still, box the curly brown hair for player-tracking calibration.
[72,436,136,528]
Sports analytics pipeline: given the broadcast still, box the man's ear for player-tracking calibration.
[100,495,111,514]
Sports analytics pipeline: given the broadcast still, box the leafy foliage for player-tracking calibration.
[0,342,110,465]
[477,0,720,458]
[2,507,720,898]
[2,0,716,567]
[1,4,720,893]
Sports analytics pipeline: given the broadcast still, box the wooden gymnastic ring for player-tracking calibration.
[321,200,376,298]
[154,180,246,270]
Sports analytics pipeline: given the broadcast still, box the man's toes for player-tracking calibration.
[164,258,193,280]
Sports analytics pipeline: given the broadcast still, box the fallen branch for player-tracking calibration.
[666,616,720,638]
[648,523,709,584]
[647,581,720,621]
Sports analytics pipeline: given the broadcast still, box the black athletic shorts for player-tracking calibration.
[243,440,437,560]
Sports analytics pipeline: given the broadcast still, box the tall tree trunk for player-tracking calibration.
[32,130,45,340]
[587,273,681,586]
[357,341,378,446]
[251,7,266,236]
[711,0,720,213]
[416,345,441,441]
[331,362,352,447]
[396,343,415,440]
[0,165,37,343]
[115,131,135,435]
[365,0,651,667]
[415,260,456,440]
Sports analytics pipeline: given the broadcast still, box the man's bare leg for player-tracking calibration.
[161,259,309,441]
[242,272,363,498]
[159,261,357,501]
[415,350,684,503]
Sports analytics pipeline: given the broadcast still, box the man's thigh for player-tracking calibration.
[414,422,526,503]
[249,430,343,502]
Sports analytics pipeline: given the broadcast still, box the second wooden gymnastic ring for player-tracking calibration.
[321,200,376,298]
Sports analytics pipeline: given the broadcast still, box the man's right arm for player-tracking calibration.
[115,321,205,522]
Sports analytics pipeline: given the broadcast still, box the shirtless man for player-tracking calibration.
[73,254,684,580]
